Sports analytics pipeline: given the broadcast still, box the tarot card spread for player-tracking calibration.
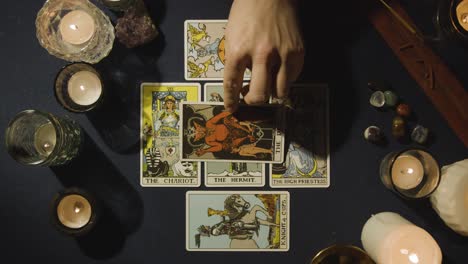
[180,102,285,164]
[186,191,290,251]
[184,20,251,80]
[141,83,201,187]
[203,83,266,187]
[270,84,330,188]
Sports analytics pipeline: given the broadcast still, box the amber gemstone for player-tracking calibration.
[392,116,406,138]
[396,103,411,117]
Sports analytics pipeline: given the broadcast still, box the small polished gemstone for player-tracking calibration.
[364,126,383,143]
[384,90,399,107]
[411,125,429,144]
[370,91,386,108]
[396,103,411,117]
[392,116,406,138]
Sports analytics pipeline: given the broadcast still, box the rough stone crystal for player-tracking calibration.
[115,0,158,48]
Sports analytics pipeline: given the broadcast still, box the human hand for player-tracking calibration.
[223,0,304,112]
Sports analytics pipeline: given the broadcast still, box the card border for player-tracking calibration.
[269,83,331,188]
[179,101,285,164]
[140,82,202,187]
[185,190,290,252]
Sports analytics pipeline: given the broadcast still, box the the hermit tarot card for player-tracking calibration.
[184,20,251,80]
[140,83,201,187]
[180,102,285,163]
[203,83,266,187]
[186,191,290,251]
[270,84,330,188]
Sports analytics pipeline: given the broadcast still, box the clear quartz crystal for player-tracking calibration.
[36,0,115,64]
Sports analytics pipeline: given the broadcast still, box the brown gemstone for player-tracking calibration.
[396,103,411,117]
[392,116,406,138]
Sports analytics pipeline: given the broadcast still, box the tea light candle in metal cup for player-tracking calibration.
[5,110,82,166]
[379,148,441,199]
[55,63,104,112]
[51,188,98,236]
[310,244,375,264]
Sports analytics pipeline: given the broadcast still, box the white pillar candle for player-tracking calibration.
[59,10,96,45]
[391,155,424,190]
[67,70,102,106]
[430,159,468,236]
[361,212,442,264]
[57,194,92,229]
[34,122,56,156]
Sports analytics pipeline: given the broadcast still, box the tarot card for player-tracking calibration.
[140,83,201,187]
[184,20,251,80]
[180,102,285,163]
[186,191,290,251]
[270,84,330,188]
[204,83,266,187]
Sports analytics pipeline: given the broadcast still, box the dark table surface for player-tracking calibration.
[1,0,467,263]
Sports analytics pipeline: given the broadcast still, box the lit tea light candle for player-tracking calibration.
[391,155,424,190]
[34,122,56,156]
[361,212,442,264]
[380,149,440,199]
[52,188,98,236]
[67,70,103,106]
[456,0,468,31]
[57,194,92,229]
[59,10,96,45]
[430,159,468,236]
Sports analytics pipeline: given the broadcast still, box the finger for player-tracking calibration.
[276,52,304,99]
[244,61,272,105]
[223,56,247,112]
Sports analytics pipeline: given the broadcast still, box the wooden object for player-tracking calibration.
[369,0,468,147]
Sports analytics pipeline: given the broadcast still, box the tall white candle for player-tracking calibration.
[34,122,56,156]
[59,10,96,45]
[67,70,102,106]
[361,212,442,264]
[391,155,424,190]
[57,194,92,229]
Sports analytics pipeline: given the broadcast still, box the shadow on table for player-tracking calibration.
[51,132,144,260]
[88,0,167,154]
[296,1,375,153]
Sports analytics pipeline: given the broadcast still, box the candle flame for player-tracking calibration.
[462,13,468,24]
[69,24,78,31]
[409,253,419,263]
[74,202,84,213]
[407,168,414,174]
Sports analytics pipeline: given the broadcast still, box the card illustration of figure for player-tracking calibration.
[141,83,201,187]
[270,84,330,188]
[184,20,251,80]
[186,191,289,251]
[180,102,285,163]
[204,83,266,187]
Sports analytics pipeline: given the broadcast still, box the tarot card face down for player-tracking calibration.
[184,20,251,80]
[186,191,290,251]
[180,102,285,163]
[270,84,330,188]
[204,83,266,187]
[141,83,201,187]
